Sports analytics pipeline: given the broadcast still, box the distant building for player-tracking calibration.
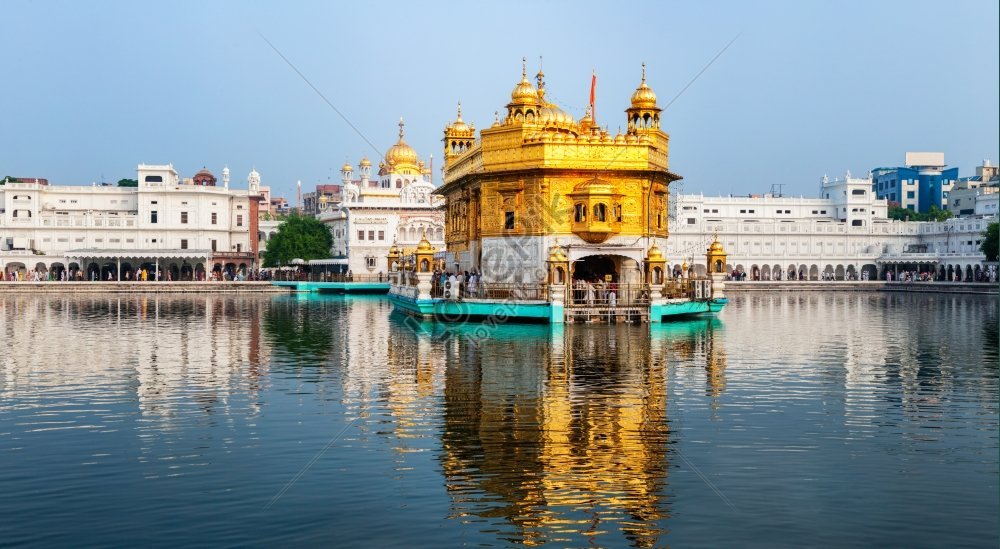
[269,196,291,216]
[947,160,999,218]
[668,170,988,281]
[2,177,49,186]
[871,152,958,213]
[302,184,342,216]
[318,119,444,275]
[1,164,263,280]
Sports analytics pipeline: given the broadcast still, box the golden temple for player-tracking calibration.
[436,59,681,285]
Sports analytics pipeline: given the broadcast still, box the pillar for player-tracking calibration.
[546,244,569,324]
[116,258,121,282]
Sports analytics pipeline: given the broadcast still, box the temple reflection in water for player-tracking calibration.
[427,320,725,547]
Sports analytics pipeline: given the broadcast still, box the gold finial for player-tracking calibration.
[641,62,646,83]
[398,117,405,139]
[456,101,462,120]
[521,56,527,78]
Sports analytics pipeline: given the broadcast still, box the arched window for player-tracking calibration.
[144,175,163,183]
[396,179,402,188]
[574,203,587,222]
[593,203,607,222]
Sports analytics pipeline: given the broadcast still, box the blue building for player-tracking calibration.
[871,152,958,213]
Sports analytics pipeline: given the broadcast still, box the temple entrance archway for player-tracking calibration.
[573,255,618,283]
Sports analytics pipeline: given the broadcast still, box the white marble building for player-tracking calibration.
[318,119,445,275]
[0,164,262,280]
[667,172,992,281]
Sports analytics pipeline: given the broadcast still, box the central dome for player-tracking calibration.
[385,141,418,166]
[539,103,576,128]
[385,118,419,167]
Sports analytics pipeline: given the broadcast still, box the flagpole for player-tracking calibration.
[590,70,597,124]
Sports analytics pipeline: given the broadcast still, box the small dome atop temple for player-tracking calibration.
[630,63,658,109]
[510,58,540,105]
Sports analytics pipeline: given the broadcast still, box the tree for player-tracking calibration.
[927,205,953,222]
[117,178,138,187]
[982,221,999,262]
[887,205,952,222]
[1,176,16,185]
[888,206,916,221]
[262,215,333,267]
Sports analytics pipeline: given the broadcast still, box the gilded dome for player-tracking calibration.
[385,142,417,165]
[359,156,372,167]
[385,118,419,167]
[647,243,665,262]
[510,58,539,104]
[416,233,433,252]
[708,236,725,253]
[446,102,471,134]
[539,103,576,128]
[630,63,658,109]
[511,77,537,103]
[341,162,353,172]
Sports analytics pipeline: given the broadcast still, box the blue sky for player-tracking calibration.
[2,0,997,199]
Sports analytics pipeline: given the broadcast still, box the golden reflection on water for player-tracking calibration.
[429,320,725,547]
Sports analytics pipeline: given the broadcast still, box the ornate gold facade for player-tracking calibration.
[437,60,681,272]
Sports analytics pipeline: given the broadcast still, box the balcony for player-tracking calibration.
[569,178,623,244]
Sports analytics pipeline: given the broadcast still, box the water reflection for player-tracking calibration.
[427,321,729,547]
[0,292,996,547]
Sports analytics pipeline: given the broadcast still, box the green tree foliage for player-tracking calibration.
[1,176,16,185]
[982,221,999,262]
[117,178,138,187]
[887,205,953,222]
[262,215,333,267]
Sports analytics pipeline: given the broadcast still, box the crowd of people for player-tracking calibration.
[570,278,621,306]
[723,265,997,283]
[431,269,483,299]
[2,268,272,282]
